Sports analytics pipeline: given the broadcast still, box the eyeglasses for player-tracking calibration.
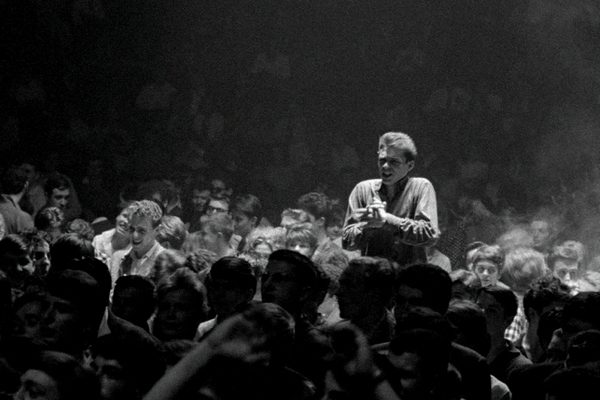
[206,205,228,214]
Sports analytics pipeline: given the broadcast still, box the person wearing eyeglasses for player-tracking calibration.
[342,132,440,266]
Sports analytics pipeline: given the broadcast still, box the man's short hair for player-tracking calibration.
[233,194,263,222]
[268,249,330,292]
[389,328,450,375]
[477,286,519,321]
[49,233,95,272]
[1,167,28,195]
[501,247,549,293]
[296,192,331,223]
[472,244,504,269]
[207,256,256,292]
[156,215,188,250]
[379,132,418,162]
[128,200,163,228]
[548,241,585,268]
[44,173,70,196]
[562,292,600,331]
[396,263,452,314]
[203,212,234,242]
[156,267,208,317]
[348,256,396,301]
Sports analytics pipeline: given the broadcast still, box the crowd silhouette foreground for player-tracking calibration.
[1,132,600,400]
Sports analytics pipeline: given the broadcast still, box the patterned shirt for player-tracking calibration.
[342,176,440,265]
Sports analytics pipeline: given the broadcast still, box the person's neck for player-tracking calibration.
[316,229,328,247]
[353,308,386,337]
[487,335,507,363]
[111,232,130,251]
[133,241,155,258]
[4,192,23,204]
[217,243,233,258]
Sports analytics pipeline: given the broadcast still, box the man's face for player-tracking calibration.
[128,215,156,254]
[337,266,368,320]
[31,241,51,275]
[14,369,60,400]
[210,179,227,198]
[377,145,414,186]
[387,352,429,400]
[49,188,70,210]
[261,260,303,313]
[200,225,220,253]
[13,299,44,339]
[192,189,211,212]
[531,220,551,248]
[155,288,202,340]
[552,259,579,285]
[206,199,229,216]
[91,356,131,400]
[474,260,499,288]
[476,292,507,336]
[232,210,255,238]
[286,240,315,258]
[115,210,130,238]
[39,294,82,350]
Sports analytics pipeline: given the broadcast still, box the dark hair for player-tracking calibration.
[233,194,263,223]
[567,329,600,367]
[523,276,571,321]
[49,233,94,271]
[44,173,70,196]
[394,305,455,341]
[1,167,28,194]
[389,328,450,375]
[207,256,256,292]
[538,307,564,350]
[543,367,600,400]
[114,275,156,320]
[91,334,165,394]
[25,351,98,400]
[34,206,64,231]
[347,256,396,301]
[446,299,490,356]
[268,249,329,293]
[396,263,452,314]
[562,292,600,331]
[0,234,29,259]
[296,192,331,224]
[477,286,519,321]
[156,267,208,317]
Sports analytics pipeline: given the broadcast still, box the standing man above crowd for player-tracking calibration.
[0,167,34,235]
[343,131,439,265]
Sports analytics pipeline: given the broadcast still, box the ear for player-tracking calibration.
[250,216,258,227]
[316,217,325,227]
[407,160,415,172]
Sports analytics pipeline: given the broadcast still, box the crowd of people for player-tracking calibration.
[0,131,599,400]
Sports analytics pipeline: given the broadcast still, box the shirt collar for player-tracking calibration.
[127,241,161,261]
[377,175,409,200]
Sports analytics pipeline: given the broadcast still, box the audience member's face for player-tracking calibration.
[200,225,220,253]
[232,210,254,238]
[261,260,302,313]
[286,240,314,258]
[91,355,131,400]
[377,145,413,186]
[531,220,551,248]
[395,284,426,313]
[154,288,202,341]
[474,260,499,287]
[476,292,507,337]
[39,295,82,351]
[387,352,429,400]
[206,199,229,216]
[337,266,368,320]
[552,259,579,285]
[19,163,37,182]
[129,215,156,254]
[49,188,70,210]
[31,241,51,275]
[208,277,252,318]
[251,242,273,263]
[13,299,44,338]
[112,287,149,325]
[192,189,211,212]
[115,209,130,238]
[14,369,60,400]
[326,223,343,240]
[210,179,227,198]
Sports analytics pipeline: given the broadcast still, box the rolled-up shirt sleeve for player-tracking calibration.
[384,180,440,247]
[342,183,369,251]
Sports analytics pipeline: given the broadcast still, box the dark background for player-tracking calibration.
[2,0,600,221]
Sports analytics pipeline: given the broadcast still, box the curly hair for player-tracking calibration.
[128,200,163,228]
